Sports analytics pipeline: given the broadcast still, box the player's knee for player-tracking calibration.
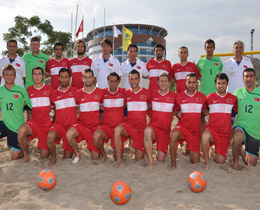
[202,129,211,140]
[114,125,123,136]
[18,125,28,136]
[66,128,76,141]
[93,130,102,141]
[47,131,56,143]
[233,130,244,144]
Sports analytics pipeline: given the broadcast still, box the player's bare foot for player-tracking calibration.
[146,162,153,170]
[114,160,122,168]
[170,162,176,170]
[93,154,107,165]
[232,162,239,170]
[48,159,56,167]
[21,155,29,163]
[72,156,80,164]
[203,163,210,171]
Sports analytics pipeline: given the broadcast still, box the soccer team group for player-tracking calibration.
[0,36,259,170]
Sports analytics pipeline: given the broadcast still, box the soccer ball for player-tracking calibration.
[37,169,57,191]
[188,171,207,193]
[110,180,131,205]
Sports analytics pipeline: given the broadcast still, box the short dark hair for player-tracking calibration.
[31,36,41,43]
[215,73,229,83]
[129,69,140,78]
[7,38,17,47]
[59,68,70,77]
[127,44,138,52]
[179,46,188,53]
[2,64,16,76]
[54,42,64,50]
[101,38,112,48]
[154,43,165,52]
[82,68,94,77]
[243,68,256,76]
[157,72,170,82]
[186,73,198,80]
[204,39,215,48]
[107,72,120,81]
[32,66,44,75]
[75,39,86,52]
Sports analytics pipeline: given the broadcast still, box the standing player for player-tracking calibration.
[114,70,151,168]
[170,73,207,169]
[69,39,92,89]
[46,42,70,89]
[18,67,53,163]
[0,38,26,87]
[47,68,78,166]
[144,73,177,169]
[23,36,49,88]
[0,64,31,160]
[91,38,121,89]
[146,44,172,92]
[222,40,253,94]
[196,39,223,96]
[171,46,201,94]
[201,73,237,170]
[232,68,260,169]
[94,72,125,163]
[66,69,104,163]
[121,44,149,89]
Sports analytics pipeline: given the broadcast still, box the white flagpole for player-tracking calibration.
[113,22,115,55]
[122,25,124,60]
[103,8,105,37]
[82,15,84,39]
[74,4,79,42]
[71,13,73,58]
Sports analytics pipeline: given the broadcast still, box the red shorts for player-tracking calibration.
[149,125,170,155]
[50,123,71,152]
[173,124,200,154]
[121,122,144,152]
[97,125,114,145]
[26,120,51,150]
[204,125,229,159]
[73,123,99,153]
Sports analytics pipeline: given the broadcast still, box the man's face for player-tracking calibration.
[127,47,138,60]
[101,43,112,56]
[30,41,40,54]
[129,73,140,89]
[7,42,17,55]
[216,78,228,94]
[243,71,256,88]
[233,43,244,58]
[3,69,16,85]
[178,48,188,62]
[76,42,85,56]
[154,47,164,59]
[32,69,44,85]
[108,76,120,92]
[54,45,63,57]
[82,72,95,87]
[59,71,70,88]
[186,76,197,93]
[158,76,170,92]
[204,43,215,57]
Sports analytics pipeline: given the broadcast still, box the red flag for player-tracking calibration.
[76,19,83,38]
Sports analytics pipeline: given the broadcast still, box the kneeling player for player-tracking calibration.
[144,73,177,169]
[201,73,237,170]
[170,73,207,169]
[18,67,53,163]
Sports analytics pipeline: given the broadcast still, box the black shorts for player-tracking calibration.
[0,121,20,149]
[234,126,260,157]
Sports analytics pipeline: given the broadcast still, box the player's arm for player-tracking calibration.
[202,108,209,116]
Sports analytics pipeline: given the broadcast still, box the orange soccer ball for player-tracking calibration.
[188,171,207,193]
[110,180,131,205]
[37,169,57,191]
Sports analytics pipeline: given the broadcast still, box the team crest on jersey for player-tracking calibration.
[166,97,173,102]
[163,65,168,69]
[13,94,19,98]
[39,60,44,63]
[117,93,123,97]
[226,98,233,103]
[254,98,260,102]
[243,65,248,69]
[62,62,67,66]
[137,66,141,69]
[196,97,202,103]
[94,95,100,100]
[109,63,113,67]
[69,92,75,96]
[214,62,219,66]
[186,67,191,70]
[44,91,50,95]
[16,63,20,67]
[140,95,147,100]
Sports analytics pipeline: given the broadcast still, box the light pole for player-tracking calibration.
[251,29,255,59]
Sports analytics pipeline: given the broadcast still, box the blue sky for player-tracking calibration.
[0,0,259,63]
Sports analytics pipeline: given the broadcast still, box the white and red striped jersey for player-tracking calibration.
[27,84,53,127]
[75,87,104,129]
[125,88,151,132]
[207,92,237,138]
[170,62,201,94]
[175,90,207,135]
[51,86,77,129]
[149,90,177,132]
[146,58,172,91]
[69,56,92,89]
[46,57,70,89]
[101,87,125,128]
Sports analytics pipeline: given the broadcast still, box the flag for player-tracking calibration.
[123,27,133,51]
[76,19,83,38]
[113,25,122,38]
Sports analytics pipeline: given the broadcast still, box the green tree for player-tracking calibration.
[2,15,72,58]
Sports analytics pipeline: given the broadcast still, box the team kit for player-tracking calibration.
[0,36,259,170]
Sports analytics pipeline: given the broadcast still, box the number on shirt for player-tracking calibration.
[6,103,14,111]
[245,105,253,113]
[210,69,212,75]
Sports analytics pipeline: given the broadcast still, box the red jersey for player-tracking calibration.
[175,90,207,136]
[171,62,201,94]
[69,57,92,89]
[101,87,125,128]
[27,84,53,127]
[146,58,172,91]
[75,87,104,129]
[207,92,237,138]
[149,90,177,132]
[46,57,70,89]
[125,88,151,132]
[51,86,77,129]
